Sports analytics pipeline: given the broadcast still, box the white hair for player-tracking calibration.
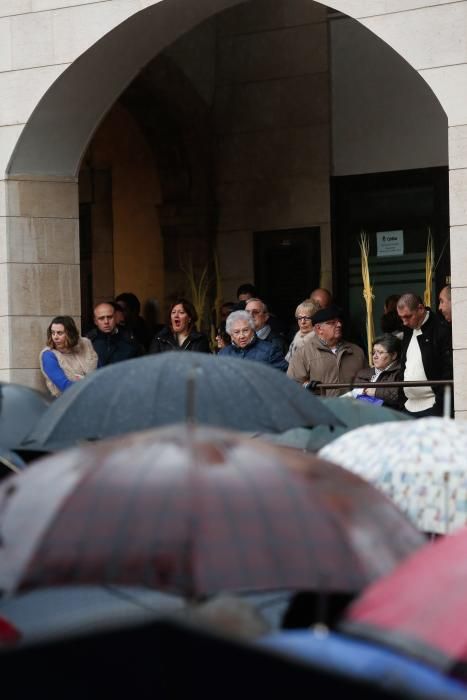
[225,310,255,335]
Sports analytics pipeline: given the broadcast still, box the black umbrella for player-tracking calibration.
[0,615,440,699]
[21,353,341,451]
[0,382,50,450]
[261,398,412,452]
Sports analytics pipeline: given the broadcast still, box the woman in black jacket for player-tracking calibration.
[149,299,210,354]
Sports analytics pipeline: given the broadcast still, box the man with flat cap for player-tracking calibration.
[287,304,367,396]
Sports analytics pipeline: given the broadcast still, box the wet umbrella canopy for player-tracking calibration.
[319,417,467,534]
[0,446,26,480]
[20,353,341,451]
[258,398,411,453]
[0,425,423,598]
[0,382,50,449]
[342,526,467,681]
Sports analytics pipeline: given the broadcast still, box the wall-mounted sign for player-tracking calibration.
[376,230,404,257]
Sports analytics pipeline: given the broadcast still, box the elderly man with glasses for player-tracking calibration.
[245,298,288,356]
[287,305,367,395]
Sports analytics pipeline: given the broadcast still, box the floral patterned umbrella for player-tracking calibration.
[319,417,467,535]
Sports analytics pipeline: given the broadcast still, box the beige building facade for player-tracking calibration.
[0,0,465,413]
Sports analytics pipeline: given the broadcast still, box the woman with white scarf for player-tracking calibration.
[285,299,320,363]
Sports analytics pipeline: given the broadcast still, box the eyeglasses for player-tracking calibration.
[296,316,313,322]
[372,350,389,356]
[321,319,342,326]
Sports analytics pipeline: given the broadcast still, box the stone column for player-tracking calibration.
[449,126,467,418]
[0,177,80,390]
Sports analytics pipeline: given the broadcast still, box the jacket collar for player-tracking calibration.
[232,334,258,351]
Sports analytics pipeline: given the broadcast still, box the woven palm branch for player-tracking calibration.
[424,228,434,308]
[359,231,375,367]
[180,259,209,332]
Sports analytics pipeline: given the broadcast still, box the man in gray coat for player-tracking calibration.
[287,305,367,396]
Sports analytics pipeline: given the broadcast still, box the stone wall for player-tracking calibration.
[213,0,332,300]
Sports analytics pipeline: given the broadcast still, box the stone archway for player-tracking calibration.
[6,0,451,181]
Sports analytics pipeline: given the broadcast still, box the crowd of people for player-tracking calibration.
[39,283,453,418]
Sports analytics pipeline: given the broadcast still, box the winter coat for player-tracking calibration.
[219,335,288,371]
[40,337,98,397]
[259,326,289,356]
[149,326,211,354]
[353,363,402,409]
[88,327,141,366]
[287,334,367,396]
[399,308,452,412]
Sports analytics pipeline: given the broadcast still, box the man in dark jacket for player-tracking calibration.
[245,298,289,356]
[438,284,452,324]
[219,310,288,371]
[88,302,141,367]
[397,293,453,417]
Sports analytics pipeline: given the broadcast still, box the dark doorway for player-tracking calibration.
[331,167,450,349]
[254,228,321,327]
[79,167,114,334]
[79,202,93,333]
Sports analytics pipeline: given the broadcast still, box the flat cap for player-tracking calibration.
[311,304,343,324]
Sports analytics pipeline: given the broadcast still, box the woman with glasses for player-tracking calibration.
[285,299,320,363]
[350,334,402,409]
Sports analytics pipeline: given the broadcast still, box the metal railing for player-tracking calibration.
[316,379,454,417]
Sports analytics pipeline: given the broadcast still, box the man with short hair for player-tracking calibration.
[88,302,141,367]
[397,292,452,417]
[287,305,366,396]
[115,291,150,349]
[310,288,332,310]
[438,284,452,323]
[236,283,257,302]
[245,298,288,356]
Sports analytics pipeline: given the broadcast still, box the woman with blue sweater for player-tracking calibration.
[40,316,98,397]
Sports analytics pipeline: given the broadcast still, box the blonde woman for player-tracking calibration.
[40,316,98,397]
[285,299,320,363]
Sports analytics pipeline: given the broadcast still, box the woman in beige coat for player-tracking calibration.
[285,299,320,363]
[40,316,98,397]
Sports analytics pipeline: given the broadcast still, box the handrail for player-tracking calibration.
[316,379,454,417]
[317,379,454,391]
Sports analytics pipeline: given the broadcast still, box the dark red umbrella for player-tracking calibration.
[0,425,423,599]
[342,527,467,679]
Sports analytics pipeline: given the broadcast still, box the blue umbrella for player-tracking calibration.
[259,629,467,699]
